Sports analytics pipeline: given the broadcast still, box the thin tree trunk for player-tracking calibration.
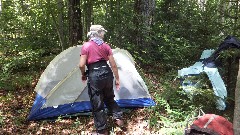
[0,0,2,13]
[116,0,121,46]
[233,59,240,134]
[83,0,93,40]
[233,0,238,35]
[57,0,65,50]
[133,0,142,47]
[49,0,65,51]
[219,0,226,27]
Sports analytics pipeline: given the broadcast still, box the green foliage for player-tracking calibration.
[13,115,25,126]
[56,116,63,122]
[180,74,215,100]
[73,117,82,128]
[147,93,193,134]
[0,0,62,90]
[0,44,54,90]
[145,69,224,133]
[217,49,240,67]
[0,111,6,126]
[0,0,239,133]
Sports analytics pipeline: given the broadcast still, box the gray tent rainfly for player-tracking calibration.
[28,45,155,120]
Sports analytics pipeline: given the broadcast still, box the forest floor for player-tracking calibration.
[0,86,163,135]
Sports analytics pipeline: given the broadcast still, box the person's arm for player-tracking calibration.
[108,55,120,90]
[79,55,88,81]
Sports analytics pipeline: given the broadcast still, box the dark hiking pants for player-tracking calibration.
[87,61,122,131]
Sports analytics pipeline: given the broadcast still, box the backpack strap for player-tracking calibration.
[204,114,216,128]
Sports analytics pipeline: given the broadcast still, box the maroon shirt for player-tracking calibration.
[81,41,113,65]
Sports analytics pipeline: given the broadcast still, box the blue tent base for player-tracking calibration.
[31,108,137,122]
[28,94,155,121]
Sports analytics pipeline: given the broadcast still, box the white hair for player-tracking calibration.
[87,31,101,39]
[87,25,107,39]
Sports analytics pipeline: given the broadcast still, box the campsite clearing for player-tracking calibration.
[0,88,160,134]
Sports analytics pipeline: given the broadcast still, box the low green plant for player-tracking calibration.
[73,117,82,128]
[146,70,221,133]
[147,94,195,134]
[0,111,6,126]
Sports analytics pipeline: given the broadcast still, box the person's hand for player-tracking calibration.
[82,75,87,82]
[115,79,120,91]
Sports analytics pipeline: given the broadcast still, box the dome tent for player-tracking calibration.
[28,45,155,121]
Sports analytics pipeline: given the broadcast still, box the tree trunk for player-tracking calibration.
[68,0,83,46]
[233,59,240,134]
[218,0,226,26]
[233,0,239,35]
[133,0,155,63]
[133,0,142,47]
[0,0,2,13]
[83,0,93,40]
[134,0,155,45]
[50,0,65,50]
[57,0,65,50]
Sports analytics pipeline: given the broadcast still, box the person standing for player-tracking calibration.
[79,25,124,135]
